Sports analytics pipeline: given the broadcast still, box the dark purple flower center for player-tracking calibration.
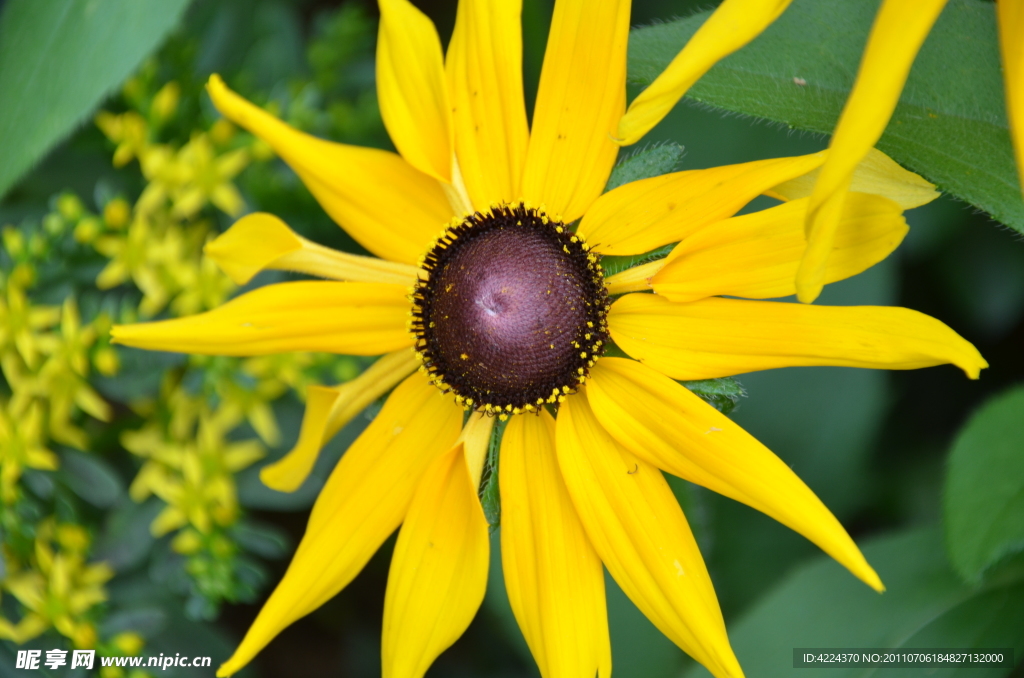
[411,204,609,414]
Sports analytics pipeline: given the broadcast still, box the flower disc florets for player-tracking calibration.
[411,203,609,415]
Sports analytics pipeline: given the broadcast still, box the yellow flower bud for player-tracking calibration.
[74,217,103,244]
[103,198,131,229]
[152,81,180,122]
[57,193,84,221]
[113,631,145,656]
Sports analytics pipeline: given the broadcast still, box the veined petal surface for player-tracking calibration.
[579,152,824,256]
[616,0,791,145]
[651,194,907,302]
[500,411,610,678]
[608,294,987,380]
[260,349,419,492]
[207,75,450,264]
[588,358,882,591]
[767,148,937,209]
[999,0,1024,198]
[216,372,462,676]
[798,0,948,302]
[377,0,452,183]
[382,446,489,678]
[112,281,413,356]
[446,0,529,207]
[557,394,741,678]
[522,0,630,222]
[206,213,418,286]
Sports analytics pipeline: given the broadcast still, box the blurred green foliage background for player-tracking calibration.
[1,0,1023,677]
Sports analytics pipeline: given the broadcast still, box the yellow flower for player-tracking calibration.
[123,406,263,537]
[616,0,1024,303]
[112,1,987,677]
[0,520,112,648]
[0,400,57,504]
[0,282,60,369]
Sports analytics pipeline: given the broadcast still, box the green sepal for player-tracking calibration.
[480,417,508,533]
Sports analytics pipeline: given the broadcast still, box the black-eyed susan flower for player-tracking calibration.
[111,1,987,676]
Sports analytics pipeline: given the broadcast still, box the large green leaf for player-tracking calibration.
[686,527,1024,678]
[0,0,192,200]
[945,385,1024,583]
[628,0,1024,233]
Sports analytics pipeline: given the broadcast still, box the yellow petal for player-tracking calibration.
[206,75,450,264]
[500,411,610,678]
[651,193,907,302]
[556,394,742,678]
[616,0,792,145]
[382,446,489,678]
[217,372,461,677]
[608,294,987,380]
[460,411,495,488]
[111,281,413,356]
[446,0,529,207]
[521,0,630,222]
[797,0,948,303]
[999,0,1024,198]
[579,152,825,256]
[205,213,418,286]
[588,358,883,591]
[377,0,452,183]
[767,147,937,209]
[603,259,663,296]
[260,349,419,492]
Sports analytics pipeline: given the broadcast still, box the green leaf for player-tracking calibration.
[628,0,1024,233]
[0,0,192,199]
[945,385,1024,583]
[686,527,1024,678]
[59,449,124,508]
[605,142,685,192]
[230,520,291,560]
[681,377,745,415]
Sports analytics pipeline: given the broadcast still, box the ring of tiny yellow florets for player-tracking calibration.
[409,202,609,417]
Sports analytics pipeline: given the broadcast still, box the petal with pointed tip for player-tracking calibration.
[608,294,987,380]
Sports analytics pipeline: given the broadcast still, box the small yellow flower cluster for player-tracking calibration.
[0,520,112,647]
[0,243,116,502]
[124,392,264,548]
[91,76,268,318]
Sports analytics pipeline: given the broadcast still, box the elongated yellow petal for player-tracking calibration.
[999,0,1024,198]
[579,152,825,256]
[608,294,987,380]
[260,349,419,492]
[205,213,418,286]
[460,412,494,488]
[797,0,948,303]
[767,147,937,209]
[217,372,461,677]
[382,445,489,678]
[588,358,882,591]
[111,281,413,356]
[500,411,610,678]
[604,259,664,296]
[446,0,529,207]
[377,0,452,183]
[651,194,907,302]
[556,394,742,678]
[616,0,792,145]
[206,75,450,264]
[521,0,630,222]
